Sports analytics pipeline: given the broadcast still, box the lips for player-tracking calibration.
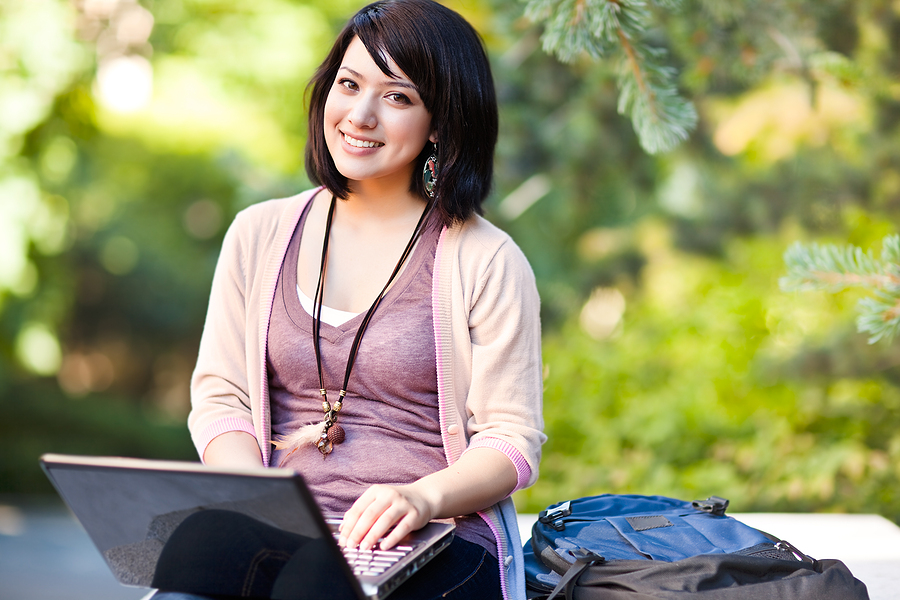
[342,133,384,148]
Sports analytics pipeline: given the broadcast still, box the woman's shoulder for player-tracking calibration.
[451,215,530,265]
[445,215,536,286]
[230,188,319,235]
[453,213,511,245]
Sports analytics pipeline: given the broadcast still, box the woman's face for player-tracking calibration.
[323,36,435,191]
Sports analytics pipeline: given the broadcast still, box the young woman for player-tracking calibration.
[187,1,545,598]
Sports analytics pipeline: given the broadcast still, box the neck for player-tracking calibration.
[338,179,427,227]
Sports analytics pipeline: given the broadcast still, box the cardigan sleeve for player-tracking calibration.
[458,228,546,491]
[187,192,315,464]
[187,212,258,460]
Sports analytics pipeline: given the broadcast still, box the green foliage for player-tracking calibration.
[0,380,196,494]
[2,0,900,528]
[520,0,697,153]
[518,233,900,521]
[495,0,900,521]
[781,235,900,344]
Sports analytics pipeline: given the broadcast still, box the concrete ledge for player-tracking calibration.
[517,512,900,600]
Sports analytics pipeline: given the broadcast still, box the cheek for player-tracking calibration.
[323,89,347,130]
[387,113,430,146]
[406,108,433,142]
[323,97,338,129]
[410,116,434,147]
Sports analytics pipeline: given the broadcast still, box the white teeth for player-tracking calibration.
[343,134,383,148]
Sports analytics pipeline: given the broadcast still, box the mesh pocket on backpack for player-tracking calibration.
[737,543,801,562]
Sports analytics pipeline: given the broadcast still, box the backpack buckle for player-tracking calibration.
[692,496,729,516]
[569,547,605,564]
[539,500,572,531]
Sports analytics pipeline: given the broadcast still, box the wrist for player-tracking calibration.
[402,480,442,521]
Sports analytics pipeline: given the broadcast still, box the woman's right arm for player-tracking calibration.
[189,209,261,463]
[203,431,264,468]
[190,194,310,468]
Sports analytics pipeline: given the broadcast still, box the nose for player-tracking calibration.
[347,93,377,129]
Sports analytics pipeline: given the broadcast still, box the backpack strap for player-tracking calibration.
[546,548,605,600]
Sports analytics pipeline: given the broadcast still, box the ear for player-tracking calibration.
[429,130,438,145]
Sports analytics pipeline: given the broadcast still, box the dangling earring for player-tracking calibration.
[423,144,438,198]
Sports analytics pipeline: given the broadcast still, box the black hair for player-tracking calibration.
[305,0,498,226]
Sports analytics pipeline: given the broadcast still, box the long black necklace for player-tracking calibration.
[311,194,431,457]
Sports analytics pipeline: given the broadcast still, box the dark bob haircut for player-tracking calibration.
[305,0,498,226]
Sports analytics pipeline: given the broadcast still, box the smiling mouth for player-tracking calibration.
[343,133,384,148]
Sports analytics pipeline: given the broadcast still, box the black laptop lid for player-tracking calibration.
[40,454,362,599]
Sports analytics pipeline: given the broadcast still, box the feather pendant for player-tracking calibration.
[272,422,323,451]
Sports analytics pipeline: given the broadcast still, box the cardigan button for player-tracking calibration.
[446,424,459,435]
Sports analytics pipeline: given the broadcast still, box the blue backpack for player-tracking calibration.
[524,494,869,600]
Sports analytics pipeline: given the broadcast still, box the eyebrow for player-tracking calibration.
[338,66,419,92]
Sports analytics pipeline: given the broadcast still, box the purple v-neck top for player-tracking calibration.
[267,201,495,556]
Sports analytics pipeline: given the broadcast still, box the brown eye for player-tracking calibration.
[386,92,411,104]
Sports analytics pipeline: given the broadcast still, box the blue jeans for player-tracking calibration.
[385,536,500,600]
[149,531,499,600]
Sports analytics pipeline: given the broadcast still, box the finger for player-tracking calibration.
[360,504,410,551]
[344,489,394,548]
[378,512,421,550]
[340,488,379,547]
[338,500,363,546]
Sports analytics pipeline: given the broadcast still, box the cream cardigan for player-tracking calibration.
[189,189,545,599]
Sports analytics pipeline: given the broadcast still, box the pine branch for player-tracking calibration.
[857,293,900,344]
[780,240,899,292]
[881,234,900,267]
[780,235,900,344]
[616,37,698,154]
[521,0,696,154]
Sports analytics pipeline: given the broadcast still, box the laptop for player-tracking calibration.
[39,453,455,600]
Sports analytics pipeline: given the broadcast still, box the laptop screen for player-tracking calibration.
[41,455,363,599]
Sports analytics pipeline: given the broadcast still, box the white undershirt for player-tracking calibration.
[297,285,360,327]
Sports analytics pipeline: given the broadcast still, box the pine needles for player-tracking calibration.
[522,0,697,154]
[780,235,900,344]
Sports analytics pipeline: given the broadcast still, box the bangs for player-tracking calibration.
[352,5,439,112]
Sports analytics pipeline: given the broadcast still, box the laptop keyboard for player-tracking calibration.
[340,542,415,577]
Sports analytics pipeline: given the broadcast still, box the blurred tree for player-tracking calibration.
[1,0,899,523]
[484,0,900,517]
[1,0,87,376]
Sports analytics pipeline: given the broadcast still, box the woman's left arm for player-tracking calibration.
[339,447,516,551]
[342,225,544,551]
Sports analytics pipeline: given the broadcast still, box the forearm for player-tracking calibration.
[404,447,517,519]
[202,431,264,468]
[339,447,517,550]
